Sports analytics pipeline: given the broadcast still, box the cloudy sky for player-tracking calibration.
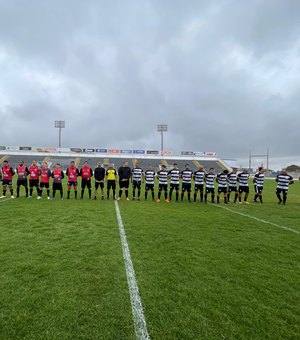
[0,0,299,168]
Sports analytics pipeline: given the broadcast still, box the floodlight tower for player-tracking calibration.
[54,120,65,149]
[157,124,168,153]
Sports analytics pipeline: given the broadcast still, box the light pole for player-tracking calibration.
[157,124,168,154]
[54,120,65,149]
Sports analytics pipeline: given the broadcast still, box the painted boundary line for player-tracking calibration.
[114,201,150,340]
[212,204,299,235]
[0,197,13,204]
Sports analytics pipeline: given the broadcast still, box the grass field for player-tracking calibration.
[0,180,299,339]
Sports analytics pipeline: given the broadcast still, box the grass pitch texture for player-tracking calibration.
[0,180,299,339]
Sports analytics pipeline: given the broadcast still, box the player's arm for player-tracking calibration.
[79,169,82,177]
[90,168,93,178]
[275,176,279,182]
[61,171,65,179]
[289,176,294,185]
[10,167,15,176]
[253,174,258,183]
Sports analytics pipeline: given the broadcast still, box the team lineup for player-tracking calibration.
[0,160,295,204]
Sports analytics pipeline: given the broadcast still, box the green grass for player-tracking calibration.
[0,180,299,339]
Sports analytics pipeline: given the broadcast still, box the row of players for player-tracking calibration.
[0,160,295,204]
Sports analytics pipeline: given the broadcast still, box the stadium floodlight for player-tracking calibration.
[54,120,65,149]
[157,124,168,153]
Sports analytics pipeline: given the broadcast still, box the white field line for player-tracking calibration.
[114,201,150,340]
[0,197,13,203]
[213,204,299,235]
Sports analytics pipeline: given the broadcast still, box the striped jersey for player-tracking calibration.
[132,167,143,182]
[157,170,168,184]
[254,172,265,187]
[194,170,205,185]
[276,174,293,190]
[227,172,238,187]
[205,173,215,188]
[216,172,227,187]
[181,170,193,184]
[145,170,155,184]
[168,169,180,184]
[237,172,250,186]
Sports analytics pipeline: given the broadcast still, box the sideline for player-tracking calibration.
[114,200,150,340]
[212,204,299,235]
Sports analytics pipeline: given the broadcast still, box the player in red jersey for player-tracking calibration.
[38,162,51,199]
[80,161,93,199]
[28,160,41,198]
[16,160,29,197]
[51,163,65,200]
[1,160,15,198]
[66,161,80,199]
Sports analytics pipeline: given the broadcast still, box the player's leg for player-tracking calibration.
[187,185,191,202]
[132,181,136,200]
[151,185,155,200]
[211,188,215,203]
[16,180,21,197]
[194,187,198,202]
[217,188,221,203]
[164,186,168,200]
[94,183,98,200]
[8,182,14,197]
[157,185,162,202]
[81,180,85,199]
[181,186,185,201]
[244,187,249,202]
[283,190,288,204]
[67,183,71,199]
[145,185,148,200]
[137,182,141,200]
[224,189,228,203]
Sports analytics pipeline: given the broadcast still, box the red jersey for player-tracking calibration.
[17,165,28,180]
[81,167,92,179]
[40,168,51,183]
[52,169,64,183]
[29,166,40,180]
[67,167,78,182]
[2,165,14,180]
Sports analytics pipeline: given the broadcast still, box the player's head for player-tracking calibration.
[242,168,248,173]
[258,166,264,173]
[161,165,166,169]
[135,163,140,168]
[3,160,8,165]
[109,163,114,169]
[185,163,190,170]
[232,167,238,173]
[97,161,101,167]
[42,162,48,168]
[32,160,37,166]
[124,161,128,167]
[173,163,178,169]
[147,164,152,170]
[70,161,75,167]
[209,167,214,174]
[55,163,60,169]
[84,161,89,167]
[282,168,287,174]
[223,169,229,174]
[198,166,204,171]
[19,160,24,166]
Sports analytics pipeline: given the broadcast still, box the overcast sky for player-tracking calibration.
[0,0,299,168]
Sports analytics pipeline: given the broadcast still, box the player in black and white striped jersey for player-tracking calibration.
[131,163,143,201]
[144,164,155,201]
[227,167,238,203]
[168,163,180,202]
[237,168,250,204]
[253,167,265,203]
[156,165,169,202]
[276,168,294,205]
[204,168,216,203]
[193,166,205,203]
[181,164,193,202]
[216,169,229,203]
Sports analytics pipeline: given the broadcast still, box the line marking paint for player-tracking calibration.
[114,200,150,340]
[213,204,299,235]
[0,197,13,203]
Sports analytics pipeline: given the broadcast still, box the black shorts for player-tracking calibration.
[132,180,141,189]
[107,180,116,190]
[53,183,63,190]
[159,183,168,191]
[276,188,288,195]
[2,179,12,186]
[228,186,237,192]
[29,179,39,187]
[195,184,204,191]
[68,181,78,187]
[238,186,249,193]
[119,179,130,189]
[182,183,191,192]
[145,183,154,191]
[206,187,215,194]
[218,187,227,193]
[82,179,91,189]
[17,179,28,187]
[170,183,179,191]
[254,185,263,193]
[95,182,104,189]
[40,182,49,189]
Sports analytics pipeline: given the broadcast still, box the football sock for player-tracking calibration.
[125,190,128,198]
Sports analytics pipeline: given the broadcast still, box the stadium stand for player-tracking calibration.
[0,151,229,173]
